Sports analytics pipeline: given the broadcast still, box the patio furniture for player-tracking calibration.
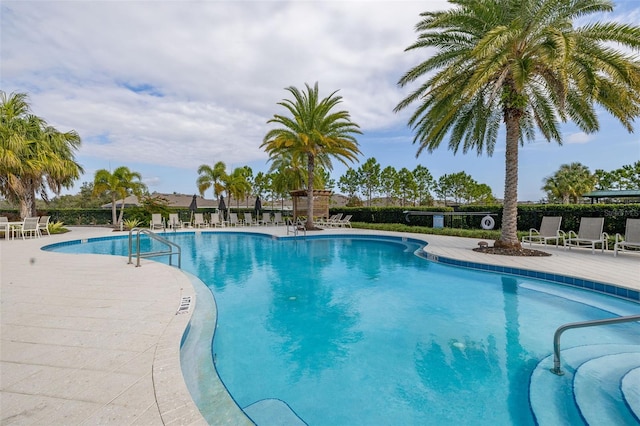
[193,213,208,228]
[168,213,185,229]
[336,214,352,228]
[37,215,51,236]
[228,212,240,226]
[564,217,608,254]
[243,212,257,226]
[521,216,564,247]
[16,217,41,239]
[614,218,640,257]
[150,214,165,230]
[260,213,273,226]
[273,212,284,226]
[210,212,226,227]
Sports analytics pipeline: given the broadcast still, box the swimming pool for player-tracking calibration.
[47,232,640,425]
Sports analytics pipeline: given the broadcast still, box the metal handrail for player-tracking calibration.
[550,314,640,375]
[286,218,307,237]
[128,227,181,268]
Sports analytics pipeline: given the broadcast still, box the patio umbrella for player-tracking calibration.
[189,194,197,225]
[254,195,262,219]
[218,195,227,221]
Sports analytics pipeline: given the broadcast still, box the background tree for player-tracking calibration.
[542,162,595,204]
[380,166,399,206]
[395,0,640,249]
[197,161,227,200]
[262,82,361,229]
[397,167,418,206]
[413,165,436,205]
[357,158,381,206]
[93,166,146,225]
[225,166,252,209]
[0,91,83,218]
[338,168,361,206]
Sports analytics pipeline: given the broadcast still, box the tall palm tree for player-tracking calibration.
[0,91,83,218]
[197,161,227,200]
[225,166,252,209]
[262,82,362,229]
[93,166,146,225]
[395,0,640,249]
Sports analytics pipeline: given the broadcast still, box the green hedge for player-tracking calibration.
[2,203,638,234]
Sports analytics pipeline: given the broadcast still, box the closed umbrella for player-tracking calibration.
[218,195,227,221]
[254,195,262,219]
[188,194,197,225]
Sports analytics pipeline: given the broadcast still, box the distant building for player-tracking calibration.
[101,192,217,209]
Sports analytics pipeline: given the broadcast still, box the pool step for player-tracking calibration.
[529,344,640,425]
[243,398,307,425]
[574,352,640,425]
[622,367,640,421]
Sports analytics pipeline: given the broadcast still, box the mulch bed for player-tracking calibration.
[472,246,552,257]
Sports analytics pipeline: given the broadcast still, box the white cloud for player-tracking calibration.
[565,132,594,144]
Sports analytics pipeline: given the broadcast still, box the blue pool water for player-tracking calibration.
[47,232,640,425]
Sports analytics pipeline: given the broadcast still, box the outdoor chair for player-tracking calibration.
[193,213,208,228]
[0,217,8,239]
[564,217,608,254]
[614,218,640,257]
[260,213,273,226]
[37,215,51,236]
[17,217,40,239]
[521,216,564,247]
[327,213,343,227]
[228,212,240,226]
[210,212,225,227]
[243,212,257,226]
[168,213,185,229]
[150,213,165,230]
[336,214,352,228]
[273,212,284,226]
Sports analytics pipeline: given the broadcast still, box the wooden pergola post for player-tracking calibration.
[290,189,332,222]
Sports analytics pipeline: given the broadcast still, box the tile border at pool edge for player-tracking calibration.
[421,250,640,303]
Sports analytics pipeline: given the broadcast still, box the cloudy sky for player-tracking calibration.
[2,0,639,202]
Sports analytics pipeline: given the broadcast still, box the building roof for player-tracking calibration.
[102,192,217,209]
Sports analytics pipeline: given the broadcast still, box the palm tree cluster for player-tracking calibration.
[394,0,640,249]
[93,166,147,226]
[0,92,84,218]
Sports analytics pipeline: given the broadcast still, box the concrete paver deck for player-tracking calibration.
[1,226,638,425]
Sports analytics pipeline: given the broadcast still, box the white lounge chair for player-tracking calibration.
[614,218,640,257]
[228,212,240,226]
[168,213,185,229]
[273,212,284,226]
[210,212,225,227]
[37,215,51,236]
[521,216,564,247]
[150,213,165,230]
[336,214,352,228]
[564,217,608,254]
[260,213,273,226]
[193,213,208,228]
[327,213,343,227]
[243,212,257,226]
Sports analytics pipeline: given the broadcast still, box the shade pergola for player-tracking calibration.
[290,189,332,222]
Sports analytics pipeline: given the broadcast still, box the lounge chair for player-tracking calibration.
[564,217,608,254]
[0,217,8,239]
[273,212,284,226]
[614,218,640,257]
[336,214,352,228]
[243,212,257,226]
[260,213,273,226]
[327,213,343,227]
[193,213,208,228]
[210,212,225,227]
[168,213,185,229]
[521,216,564,247]
[228,212,240,226]
[150,213,165,230]
[37,215,51,236]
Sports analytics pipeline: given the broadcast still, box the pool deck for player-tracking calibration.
[1,226,639,425]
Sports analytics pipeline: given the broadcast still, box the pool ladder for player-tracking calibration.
[550,314,640,375]
[286,218,307,238]
[128,227,181,268]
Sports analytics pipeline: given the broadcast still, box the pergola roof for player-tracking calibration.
[583,190,640,200]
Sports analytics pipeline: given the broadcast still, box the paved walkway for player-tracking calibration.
[1,226,638,425]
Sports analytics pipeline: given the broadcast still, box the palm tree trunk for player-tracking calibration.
[497,112,522,249]
[111,194,118,225]
[306,154,315,229]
